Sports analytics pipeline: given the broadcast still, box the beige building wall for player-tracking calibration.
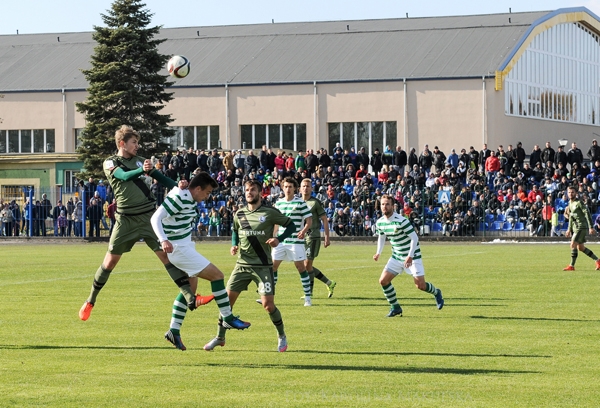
[318,81,404,149]
[406,79,485,153]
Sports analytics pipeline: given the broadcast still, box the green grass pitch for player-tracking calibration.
[1,241,599,407]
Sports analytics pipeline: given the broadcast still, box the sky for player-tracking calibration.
[1,0,600,35]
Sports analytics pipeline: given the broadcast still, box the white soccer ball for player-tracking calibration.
[167,55,190,78]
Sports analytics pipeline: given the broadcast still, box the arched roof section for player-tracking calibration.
[498,7,600,78]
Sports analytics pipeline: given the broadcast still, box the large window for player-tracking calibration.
[505,22,600,125]
[0,129,55,154]
[240,124,306,151]
[161,126,220,150]
[64,170,80,193]
[328,121,397,156]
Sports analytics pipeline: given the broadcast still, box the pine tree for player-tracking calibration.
[76,0,174,179]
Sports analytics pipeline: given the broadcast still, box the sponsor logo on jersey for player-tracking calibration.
[240,230,266,236]
[259,216,266,223]
[136,161,143,168]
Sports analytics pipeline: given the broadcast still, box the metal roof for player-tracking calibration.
[0,10,556,92]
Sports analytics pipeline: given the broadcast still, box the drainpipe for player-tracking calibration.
[225,84,229,150]
[482,76,486,146]
[62,88,66,152]
[403,78,407,149]
[313,81,317,150]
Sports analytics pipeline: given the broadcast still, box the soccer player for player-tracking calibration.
[563,186,600,271]
[79,125,208,321]
[272,177,313,306]
[203,180,296,352]
[373,194,444,317]
[299,178,336,298]
[150,172,251,351]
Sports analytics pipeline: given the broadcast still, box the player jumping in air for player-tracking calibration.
[79,125,211,321]
[373,194,444,317]
[204,180,296,352]
[563,186,600,271]
[150,172,251,351]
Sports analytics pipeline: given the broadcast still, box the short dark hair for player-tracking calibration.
[244,180,262,192]
[189,172,218,190]
[283,176,298,189]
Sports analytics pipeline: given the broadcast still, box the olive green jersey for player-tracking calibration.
[567,199,592,232]
[304,197,326,238]
[375,212,422,262]
[104,154,155,214]
[234,205,292,267]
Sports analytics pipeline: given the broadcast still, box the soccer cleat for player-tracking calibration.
[203,336,225,351]
[222,316,251,330]
[327,280,337,298]
[386,307,403,317]
[79,301,94,321]
[278,335,288,352]
[596,259,600,271]
[196,294,215,307]
[256,299,263,305]
[563,265,575,271]
[435,289,444,310]
[164,330,186,351]
[304,297,312,307]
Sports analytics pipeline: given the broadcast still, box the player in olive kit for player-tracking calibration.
[79,125,212,321]
[299,178,336,298]
[563,186,600,271]
[204,180,296,352]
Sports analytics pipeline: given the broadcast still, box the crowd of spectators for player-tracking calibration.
[152,140,600,238]
[3,139,599,239]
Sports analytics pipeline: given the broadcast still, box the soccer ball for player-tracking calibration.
[167,55,190,78]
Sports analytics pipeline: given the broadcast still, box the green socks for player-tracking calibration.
[88,265,112,304]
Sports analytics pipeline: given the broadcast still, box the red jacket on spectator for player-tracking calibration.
[485,155,501,172]
[527,188,543,203]
[355,169,368,180]
[274,155,285,171]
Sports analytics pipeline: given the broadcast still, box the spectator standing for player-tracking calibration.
[530,145,542,167]
[107,198,117,235]
[479,143,491,172]
[87,198,102,237]
[208,149,222,175]
[446,149,459,170]
[555,145,568,168]
[567,142,584,170]
[39,193,52,236]
[57,211,68,237]
[541,142,555,165]
[245,150,260,174]
[9,200,21,237]
[393,146,407,176]
[197,149,209,173]
[514,142,526,170]
[371,148,384,175]
[52,200,67,236]
[408,148,419,170]
[432,146,447,174]
[208,208,222,236]
[588,139,600,163]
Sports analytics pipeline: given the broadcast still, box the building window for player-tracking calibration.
[240,124,307,150]
[505,22,600,125]
[64,170,79,193]
[162,126,220,150]
[0,129,55,154]
[328,121,397,156]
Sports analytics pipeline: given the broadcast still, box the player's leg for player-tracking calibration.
[79,251,121,320]
[379,267,402,317]
[257,268,287,352]
[577,242,600,269]
[291,244,312,306]
[565,233,585,271]
[412,261,444,310]
[198,263,250,330]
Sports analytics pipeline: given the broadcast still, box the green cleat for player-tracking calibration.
[327,280,337,298]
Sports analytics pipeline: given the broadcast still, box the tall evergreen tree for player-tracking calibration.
[76,0,174,179]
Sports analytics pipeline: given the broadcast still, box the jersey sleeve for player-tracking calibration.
[299,202,312,220]
[313,200,326,218]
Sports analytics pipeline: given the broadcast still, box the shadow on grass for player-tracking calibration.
[289,350,551,358]
[471,315,600,323]
[0,345,165,350]
[200,362,539,375]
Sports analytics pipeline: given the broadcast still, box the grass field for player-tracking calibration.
[1,240,599,407]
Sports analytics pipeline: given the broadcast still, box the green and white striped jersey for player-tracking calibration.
[274,197,312,244]
[160,187,198,241]
[375,212,421,262]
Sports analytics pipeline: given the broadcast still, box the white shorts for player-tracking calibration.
[167,238,211,277]
[272,243,306,262]
[384,257,425,278]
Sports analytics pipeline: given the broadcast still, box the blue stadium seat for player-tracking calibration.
[217,200,226,208]
[432,223,443,232]
[491,221,503,231]
[485,214,495,224]
[496,214,506,222]
[514,222,525,231]
[502,222,513,231]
